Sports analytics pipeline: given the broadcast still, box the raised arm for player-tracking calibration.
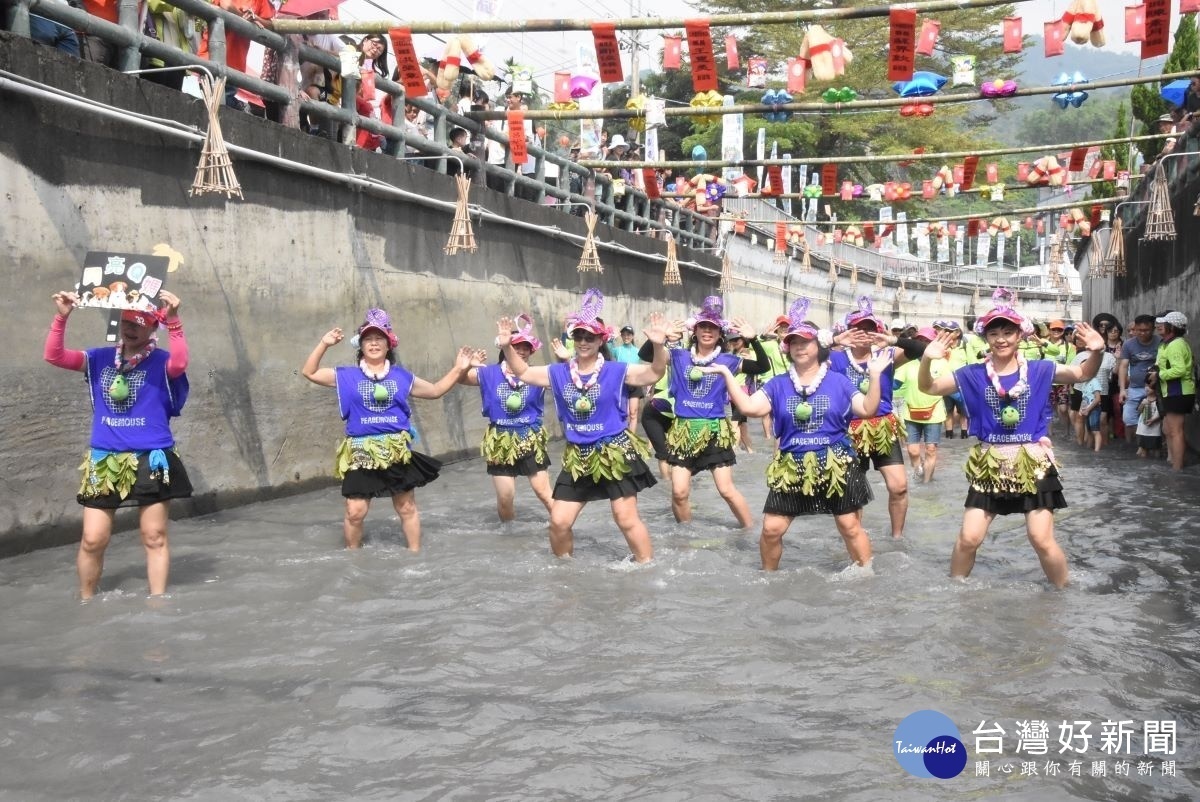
[1053,324,1104,385]
[301,328,343,388]
[625,312,669,386]
[412,347,473,399]
[44,291,86,372]
[458,348,489,387]
[701,363,772,417]
[917,332,960,396]
[158,291,188,378]
[497,317,551,387]
[851,350,892,418]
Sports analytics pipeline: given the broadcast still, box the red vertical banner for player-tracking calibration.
[1141,0,1169,58]
[887,7,917,81]
[830,39,847,74]
[684,19,718,91]
[764,165,784,195]
[840,180,853,201]
[643,169,659,199]
[1103,160,1116,179]
[1183,0,1200,11]
[1003,17,1023,53]
[592,23,624,83]
[916,20,940,56]
[922,180,935,199]
[821,164,838,195]
[1125,4,1146,41]
[960,156,979,190]
[725,35,739,70]
[553,71,571,103]
[663,35,682,70]
[1044,20,1065,56]
[775,221,787,252]
[388,28,428,97]
[1017,161,1031,181]
[1088,158,1102,178]
[863,222,876,241]
[1091,204,1103,230]
[506,111,528,164]
[1068,147,1087,173]
[985,163,999,183]
[786,57,807,93]
[967,219,979,238]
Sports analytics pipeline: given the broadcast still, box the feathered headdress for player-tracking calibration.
[509,313,542,351]
[975,287,1032,335]
[356,307,398,349]
[565,288,613,339]
[844,294,884,332]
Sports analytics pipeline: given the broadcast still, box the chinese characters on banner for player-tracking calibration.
[591,23,623,83]
[887,8,917,80]
[684,20,718,91]
[1141,0,1169,58]
[387,28,428,97]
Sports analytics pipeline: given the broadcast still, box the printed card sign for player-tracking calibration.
[76,251,169,312]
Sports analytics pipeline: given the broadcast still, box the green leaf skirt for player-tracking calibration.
[77,449,193,509]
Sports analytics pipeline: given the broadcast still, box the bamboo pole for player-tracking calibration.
[579,133,1170,170]
[724,176,1138,201]
[271,0,1032,34]
[733,195,1126,228]
[468,71,1200,124]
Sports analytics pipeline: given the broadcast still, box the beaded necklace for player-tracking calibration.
[984,354,1028,427]
[688,344,720,381]
[108,341,157,401]
[361,359,391,404]
[787,362,828,423]
[569,354,603,414]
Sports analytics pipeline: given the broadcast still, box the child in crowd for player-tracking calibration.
[1079,369,1105,452]
[1136,370,1164,459]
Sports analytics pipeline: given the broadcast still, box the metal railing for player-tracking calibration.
[2,0,719,247]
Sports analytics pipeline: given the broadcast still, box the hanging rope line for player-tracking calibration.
[272,0,1034,35]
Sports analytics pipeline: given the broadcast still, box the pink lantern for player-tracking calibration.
[841,180,853,201]
[1017,162,1030,181]
[569,74,598,99]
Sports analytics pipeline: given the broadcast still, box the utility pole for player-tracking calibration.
[621,0,647,139]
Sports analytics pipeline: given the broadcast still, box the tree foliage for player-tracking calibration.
[1131,13,1198,163]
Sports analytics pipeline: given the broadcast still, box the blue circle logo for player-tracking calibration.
[893,709,968,779]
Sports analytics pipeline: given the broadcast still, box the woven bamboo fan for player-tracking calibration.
[190,75,242,199]
[1143,164,1176,241]
[718,248,733,294]
[663,236,682,286]
[443,174,477,255]
[576,211,603,272]
[827,258,838,284]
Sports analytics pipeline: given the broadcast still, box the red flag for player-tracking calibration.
[821,164,838,195]
[967,219,979,237]
[985,163,999,183]
[1088,158,1102,178]
[916,20,939,57]
[592,23,623,83]
[1003,17,1023,53]
[643,169,659,199]
[388,28,428,97]
[1103,160,1116,179]
[553,71,571,104]
[1017,162,1030,181]
[764,165,784,196]
[725,34,739,70]
[887,7,917,81]
[1183,0,1200,12]
[506,111,528,165]
[1091,205,1103,230]
[961,156,980,190]
[1141,0,1169,58]
[775,221,787,252]
[1068,147,1087,173]
[840,181,853,201]
[1044,19,1065,56]
[863,223,876,241]
[684,19,718,92]
[922,180,935,199]
[1124,4,1146,42]
[663,35,682,70]
[786,57,807,93]
[952,164,965,186]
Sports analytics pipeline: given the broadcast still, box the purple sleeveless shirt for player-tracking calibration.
[85,347,186,451]
[548,360,628,445]
[829,349,895,416]
[668,348,741,419]
[335,364,415,437]
[762,370,857,455]
[954,359,1055,444]
[477,363,545,429]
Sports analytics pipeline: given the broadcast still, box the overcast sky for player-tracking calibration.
[333,0,1189,93]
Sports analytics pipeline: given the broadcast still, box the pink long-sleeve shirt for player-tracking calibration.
[44,314,189,377]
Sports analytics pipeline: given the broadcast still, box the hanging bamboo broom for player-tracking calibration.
[663,236,682,286]
[190,75,242,199]
[718,247,733,294]
[935,282,943,309]
[1143,163,1176,241]
[1106,216,1126,277]
[577,211,603,272]
[827,257,838,284]
[874,265,883,291]
[443,173,477,255]
[848,261,858,289]
[801,240,812,272]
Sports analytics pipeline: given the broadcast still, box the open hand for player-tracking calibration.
[51,291,79,317]
[321,327,344,346]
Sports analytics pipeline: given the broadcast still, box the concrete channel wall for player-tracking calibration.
[0,33,1073,552]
